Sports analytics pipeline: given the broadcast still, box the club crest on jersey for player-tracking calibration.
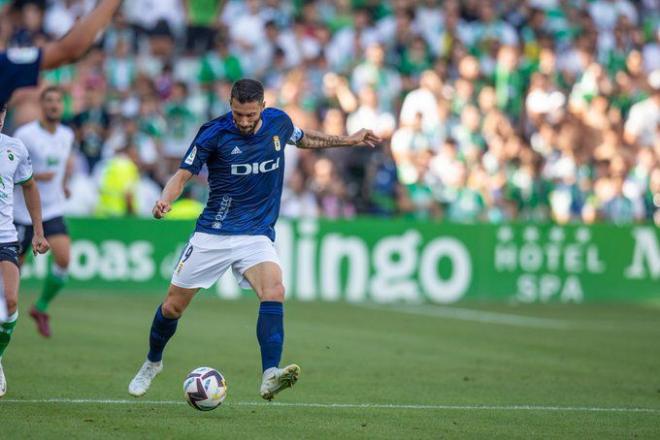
[7,150,14,161]
[273,136,281,151]
[184,146,197,165]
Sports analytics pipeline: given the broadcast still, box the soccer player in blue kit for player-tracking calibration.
[128,79,381,401]
[0,0,122,108]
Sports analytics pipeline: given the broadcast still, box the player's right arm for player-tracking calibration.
[21,178,50,255]
[154,122,217,218]
[153,169,193,219]
[14,141,49,255]
[40,0,123,70]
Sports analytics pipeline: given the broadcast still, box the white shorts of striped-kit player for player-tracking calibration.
[171,233,280,290]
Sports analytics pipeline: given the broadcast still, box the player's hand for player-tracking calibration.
[347,129,381,148]
[32,234,50,256]
[153,200,171,219]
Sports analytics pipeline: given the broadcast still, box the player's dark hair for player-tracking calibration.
[0,103,6,113]
[40,85,64,101]
[231,79,264,104]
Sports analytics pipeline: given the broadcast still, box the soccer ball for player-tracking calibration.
[183,367,227,411]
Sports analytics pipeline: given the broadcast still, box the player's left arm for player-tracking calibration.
[295,128,381,149]
[20,178,50,255]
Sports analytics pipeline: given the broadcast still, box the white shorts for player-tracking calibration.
[171,233,280,290]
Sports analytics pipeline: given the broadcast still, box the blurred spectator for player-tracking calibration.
[346,86,396,139]
[105,37,136,93]
[453,105,485,156]
[494,45,525,122]
[184,0,222,54]
[162,81,198,174]
[391,111,435,185]
[364,142,409,217]
[351,43,402,113]
[601,176,640,224]
[647,167,660,223]
[280,169,319,219]
[624,70,660,148]
[445,163,486,223]
[44,0,94,39]
[105,116,159,178]
[95,143,140,217]
[71,85,111,174]
[643,28,660,72]
[326,7,379,72]
[198,34,243,87]
[124,0,185,39]
[309,158,355,219]
[0,0,656,225]
[399,70,442,133]
[165,186,205,219]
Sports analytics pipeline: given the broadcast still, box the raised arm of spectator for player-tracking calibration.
[335,76,358,113]
[40,0,123,70]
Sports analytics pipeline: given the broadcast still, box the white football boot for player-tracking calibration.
[260,364,301,401]
[128,360,163,397]
[0,359,6,397]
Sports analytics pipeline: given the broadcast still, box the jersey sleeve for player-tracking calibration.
[0,48,42,106]
[13,126,43,173]
[288,126,304,145]
[14,141,33,185]
[179,124,218,175]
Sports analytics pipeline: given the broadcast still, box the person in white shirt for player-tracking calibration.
[0,104,50,397]
[399,70,442,133]
[624,70,660,147]
[13,86,73,339]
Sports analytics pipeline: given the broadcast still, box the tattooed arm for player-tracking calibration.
[296,128,381,149]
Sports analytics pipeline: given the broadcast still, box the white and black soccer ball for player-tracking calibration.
[183,367,227,411]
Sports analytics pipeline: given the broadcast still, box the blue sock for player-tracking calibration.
[147,305,178,362]
[257,301,284,372]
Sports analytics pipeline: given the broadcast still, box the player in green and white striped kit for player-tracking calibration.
[0,105,50,397]
[13,86,75,338]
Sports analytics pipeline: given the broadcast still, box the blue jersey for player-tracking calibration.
[0,48,42,107]
[180,108,304,241]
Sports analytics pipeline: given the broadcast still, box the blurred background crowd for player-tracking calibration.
[1,0,659,225]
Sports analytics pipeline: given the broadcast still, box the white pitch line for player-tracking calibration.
[1,399,659,413]
[357,303,571,329]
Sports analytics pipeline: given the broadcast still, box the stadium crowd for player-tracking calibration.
[0,0,659,225]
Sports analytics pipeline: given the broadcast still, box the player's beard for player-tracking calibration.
[45,112,61,124]
[236,121,258,136]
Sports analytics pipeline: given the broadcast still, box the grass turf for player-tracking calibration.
[1,291,659,439]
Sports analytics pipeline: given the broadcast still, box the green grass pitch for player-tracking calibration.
[1,291,660,439]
